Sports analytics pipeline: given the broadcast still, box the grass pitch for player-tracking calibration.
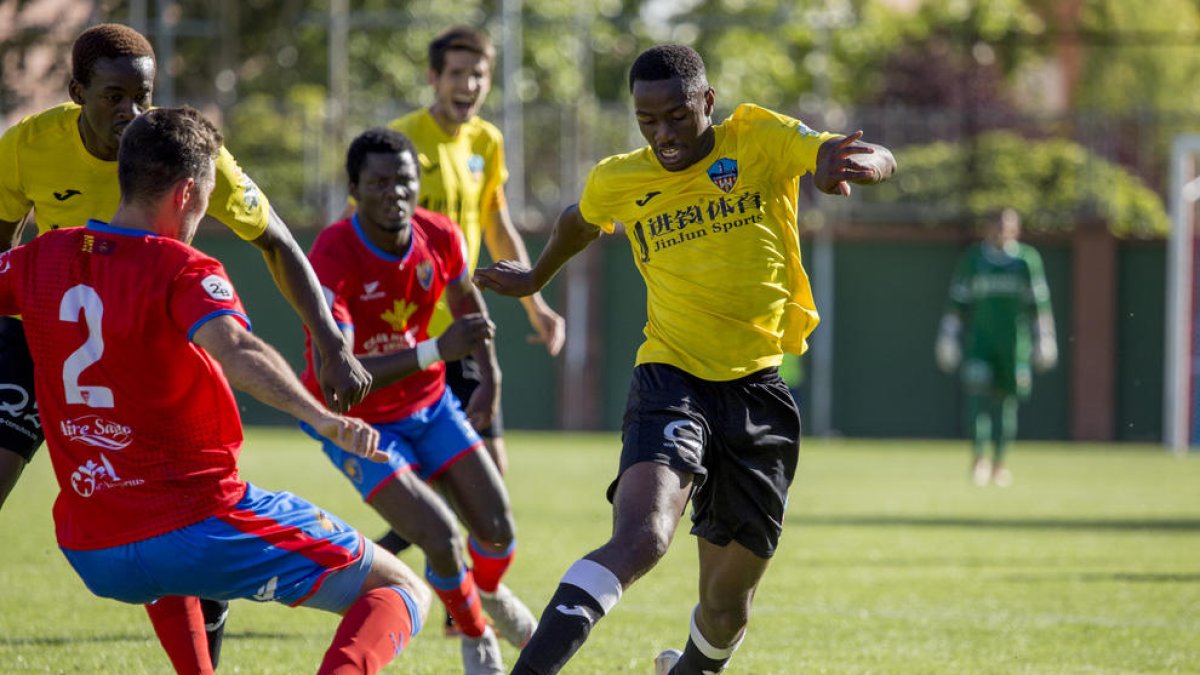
[1,431,1197,674]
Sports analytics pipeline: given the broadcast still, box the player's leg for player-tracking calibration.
[512,461,693,675]
[962,357,995,485]
[991,393,1018,486]
[658,364,799,674]
[369,472,494,641]
[415,389,536,649]
[0,316,42,511]
[512,363,703,675]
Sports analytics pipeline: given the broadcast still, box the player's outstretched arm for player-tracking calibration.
[250,206,371,412]
[474,203,600,298]
[483,203,566,356]
[814,131,896,197]
[192,315,386,462]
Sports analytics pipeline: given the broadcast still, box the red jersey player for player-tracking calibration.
[0,107,431,674]
[299,128,536,674]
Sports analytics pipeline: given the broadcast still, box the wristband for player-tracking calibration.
[416,338,442,370]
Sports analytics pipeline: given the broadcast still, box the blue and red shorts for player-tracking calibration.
[60,483,372,613]
[303,388,483,503]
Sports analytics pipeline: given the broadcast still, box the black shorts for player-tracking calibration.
[0,317,43,462]
[444,355,503,439]
[610,363,800,559]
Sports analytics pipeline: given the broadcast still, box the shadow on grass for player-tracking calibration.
[0,630,297,647]
[792,515,1200,532]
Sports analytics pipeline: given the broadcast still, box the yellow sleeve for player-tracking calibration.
[206,146,270,241]
[0,125,33,223]
[734,105,840,180]
[480,132,509,217]
[578,162,617,233]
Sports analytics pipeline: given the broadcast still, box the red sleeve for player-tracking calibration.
[307,229,354,329]
[0,246,25,316]
[168,251,250,341]
[443,215,468,284]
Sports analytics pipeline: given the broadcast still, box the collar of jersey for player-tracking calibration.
[86,219,155,238]
[352,213,413,263]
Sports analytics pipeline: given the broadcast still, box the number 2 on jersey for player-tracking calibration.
[60,284,114,408]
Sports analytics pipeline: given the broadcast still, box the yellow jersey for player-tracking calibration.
[389,108,507,335]
[0,102,269,240]
[579,103,838,381]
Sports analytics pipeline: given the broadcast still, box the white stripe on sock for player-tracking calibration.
[689,605,743,660]
[560,559,623,614]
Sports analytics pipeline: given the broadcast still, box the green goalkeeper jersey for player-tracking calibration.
[946,242,1051,362]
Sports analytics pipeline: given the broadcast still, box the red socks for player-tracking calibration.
[427,566,488,638]
[318,587,420,675]
[468,537,515,594]
[144,595,213,675]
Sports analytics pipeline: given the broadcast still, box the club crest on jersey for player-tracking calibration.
[468,154,485,179]
[202,274,235,302]
[707,158,739,193]
[416,260,434,290]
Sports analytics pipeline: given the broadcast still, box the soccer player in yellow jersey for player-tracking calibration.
[476,45,896,674]
[0,24,371,674]
[386,26,565,479]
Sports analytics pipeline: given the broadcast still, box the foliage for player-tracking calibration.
[861,131,1169,238]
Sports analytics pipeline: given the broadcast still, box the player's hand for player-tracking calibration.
[473,260,542,298]
[313,414,386,463]
[814,131,879,197]
[319,344,372,413]
[1033,336,1058,373]
[437,314,496,363]
[527,300,565,356]
[935,334,961,373]
[465,378,499,432]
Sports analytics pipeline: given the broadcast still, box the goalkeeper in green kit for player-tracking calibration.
[935,208,1057,486]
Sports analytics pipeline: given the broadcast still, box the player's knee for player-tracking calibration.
[420,528,467,569]
[470,511,515,549]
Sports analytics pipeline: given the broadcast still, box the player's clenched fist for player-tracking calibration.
[473,260,541,297]
[437,313,496,362]
[312,414,386,463]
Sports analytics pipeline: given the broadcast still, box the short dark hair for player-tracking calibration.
[117,107,222,204]
[428,26,495,74]
[346,128,418,184]
[628,44,708,94]
[72,23,155,86]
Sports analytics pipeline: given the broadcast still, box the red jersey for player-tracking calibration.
[0,221,251,550]
[302,210,466,423]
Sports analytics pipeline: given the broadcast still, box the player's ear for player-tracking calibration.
[68,79,86,105]
[427,68,438,87]
[703,88,715,117]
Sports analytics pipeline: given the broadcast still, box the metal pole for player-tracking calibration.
[501,0,525,220]
[153,0,177,106]
[1165,135,1200,454]
[325,0,349,225]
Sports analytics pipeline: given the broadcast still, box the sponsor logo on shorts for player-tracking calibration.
[0,383,39,433]
[343,457,364,484]
[316,509,339,531]
[663,419,703,464]
[555,604,594,621]
[253,576,278,601]
[60,414,132,450]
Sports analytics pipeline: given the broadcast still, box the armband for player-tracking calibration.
[416,338,442,370]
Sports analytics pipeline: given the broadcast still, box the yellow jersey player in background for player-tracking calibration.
[0,23,371,675]
[376,27,565,628]
[476,44,895,674]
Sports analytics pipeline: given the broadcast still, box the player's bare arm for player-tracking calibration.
[351,315,495,392]
[483,203,566,356]
[445,275,501,431]
[192,314,385,462]
[0,216,29,253]
[474,203,600,297]
[814,130,896,196]
[250,205,371,412]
